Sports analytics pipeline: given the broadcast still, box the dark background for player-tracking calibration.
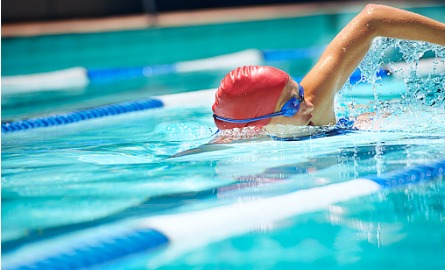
[2,0,331,22]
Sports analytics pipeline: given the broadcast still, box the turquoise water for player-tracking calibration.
[3,104,445,269]
[3,85,445,269]
[2,6,445,270]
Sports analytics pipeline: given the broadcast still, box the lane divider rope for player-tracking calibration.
[1,98,164,133]
[1,48,319,93]
[3,159,444,270]
[3,47,443,94]
[1,89,217,134]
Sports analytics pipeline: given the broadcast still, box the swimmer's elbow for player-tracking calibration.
[360,4,411,34]
[357,4,388,35]
[362,3,388,17]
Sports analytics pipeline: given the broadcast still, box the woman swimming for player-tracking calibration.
[212,4,445,132]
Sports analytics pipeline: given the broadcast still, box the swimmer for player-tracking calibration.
[212,4,445,134]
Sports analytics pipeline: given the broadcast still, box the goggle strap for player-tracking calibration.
[213,111,287,123]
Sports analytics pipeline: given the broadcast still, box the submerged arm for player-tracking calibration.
[302,4,445,125]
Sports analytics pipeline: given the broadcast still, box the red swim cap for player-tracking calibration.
[212,66,289,130]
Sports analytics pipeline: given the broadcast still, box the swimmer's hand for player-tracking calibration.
[354,111,391,130]
[209,135,235,144]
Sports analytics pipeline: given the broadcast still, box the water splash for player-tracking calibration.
[342,38,445,132]
[395,40,445,107]
[358,38,394,85]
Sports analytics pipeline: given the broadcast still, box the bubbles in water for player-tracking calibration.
[153,121,215,142]
[216,126,266,140]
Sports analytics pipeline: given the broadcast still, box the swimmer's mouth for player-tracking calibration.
[308,121,314,126]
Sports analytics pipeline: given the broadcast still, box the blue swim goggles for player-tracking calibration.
[213,84,305,123]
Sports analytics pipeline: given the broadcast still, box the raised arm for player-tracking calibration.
[302,4,445,125]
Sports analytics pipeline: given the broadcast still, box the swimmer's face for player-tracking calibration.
[268,79,315,126]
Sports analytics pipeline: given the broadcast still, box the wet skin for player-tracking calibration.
[269,4,445,128]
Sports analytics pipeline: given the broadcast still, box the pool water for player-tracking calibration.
[2,5,445,270]
[3,97,445,269]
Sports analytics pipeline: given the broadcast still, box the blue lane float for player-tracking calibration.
[1,98,164,133]
[261,46,324,61]
[87,47,323,83]
[2,47,442,95]
[0,48,311,94]
[3,158,445,270]
[7,229,168,270]
[87,64,177,83]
